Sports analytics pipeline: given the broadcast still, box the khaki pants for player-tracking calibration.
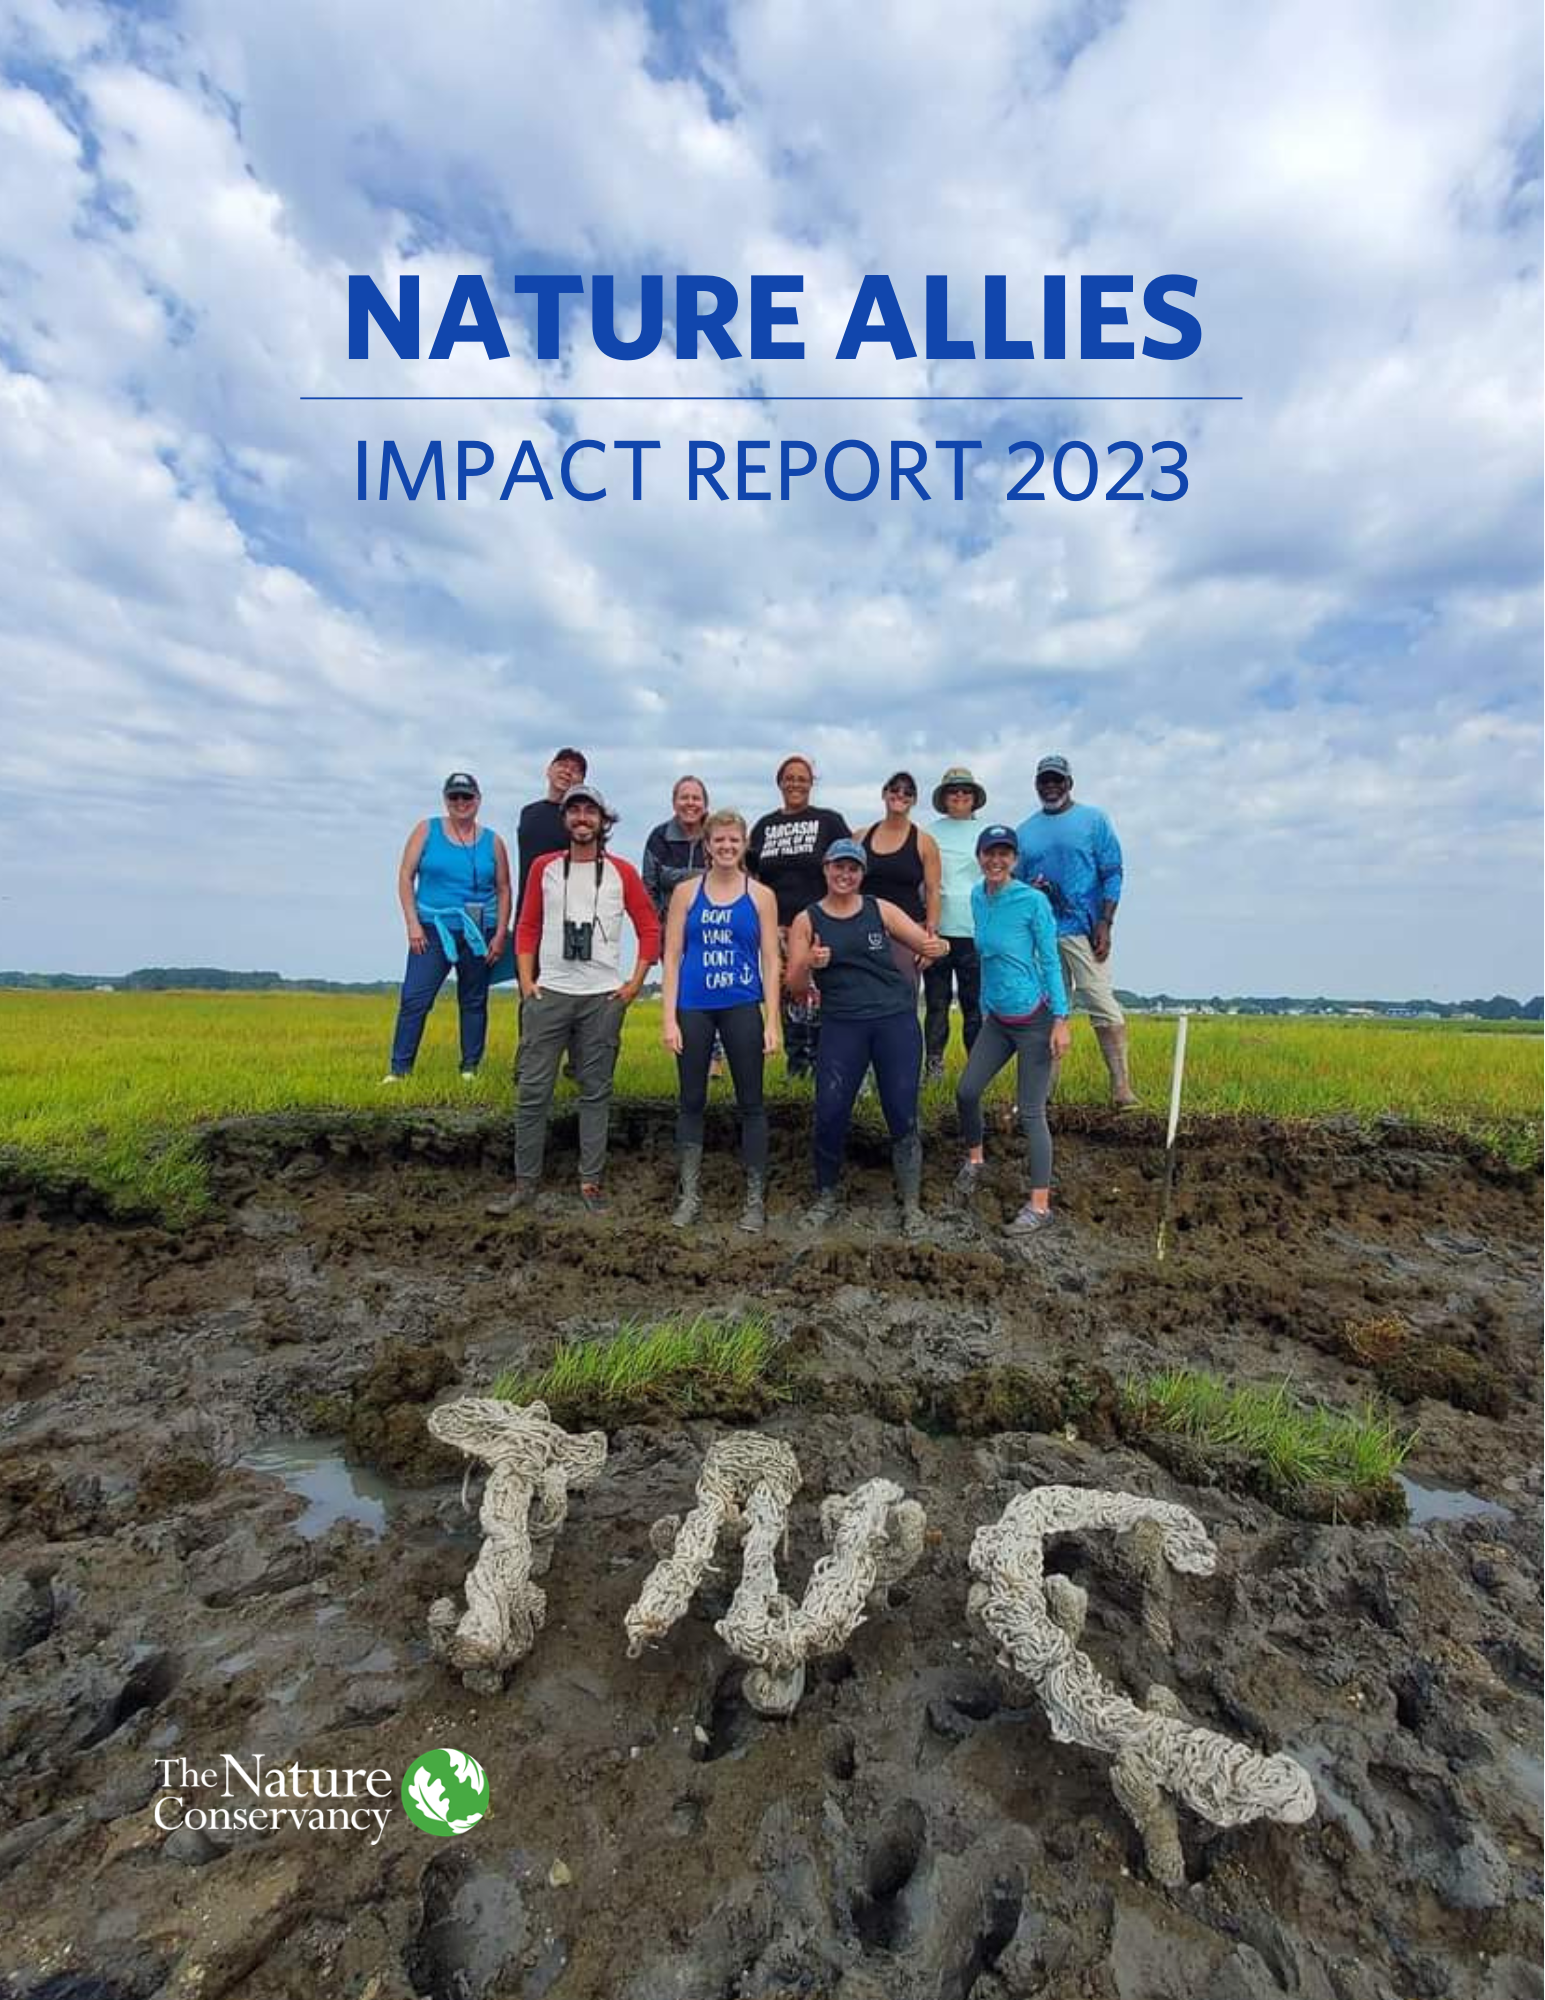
[514,989,626,1183]
[1056,933,1124,1029]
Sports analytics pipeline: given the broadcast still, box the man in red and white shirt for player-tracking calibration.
[511,784,661,1212]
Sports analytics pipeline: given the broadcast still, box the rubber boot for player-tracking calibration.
[1094,1023,1139,1108]
[738,1170,767,1234]
[803,1187,839,1231]
[892,1132,925,1238]
[671,1145,704,1228]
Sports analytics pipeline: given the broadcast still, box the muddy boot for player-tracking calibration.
[671,1145,704,1228]
[1094,1023,1139,1108]
[803,1187,840,1231]
[737,1170,767,1234]
[892,1132,925,1238]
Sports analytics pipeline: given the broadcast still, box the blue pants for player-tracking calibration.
[388,929,491,1074]
[813,1011,922,1191]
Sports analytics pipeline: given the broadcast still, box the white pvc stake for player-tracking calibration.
[1156,1012,1189,1263]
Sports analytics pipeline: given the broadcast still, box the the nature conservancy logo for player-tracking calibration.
[400,1747,488,1836]
[152,1747,488,1846]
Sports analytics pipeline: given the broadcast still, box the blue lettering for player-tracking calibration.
[676,277,741,360]
[1142,275,1201,359]
[513,276,584,361]
[750,275,804,359]
[379,440,444,501]
[458,440,494,499]
[1079,275,1134,360]
[499,439,553,500]
[835,276,916,361]
[925,276,973,359]
[825,440,879,501]
[429,276,509,361]
[349,275,418,360]
[592,276,663,361]
[561,440,605,501]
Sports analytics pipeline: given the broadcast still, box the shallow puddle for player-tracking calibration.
[1397,1474,1514,1527]
[239,1436,397,1537]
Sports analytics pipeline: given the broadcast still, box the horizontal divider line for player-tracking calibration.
[301,393,1243,402]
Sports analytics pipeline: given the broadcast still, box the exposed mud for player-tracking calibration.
[0,1106,1540,1999]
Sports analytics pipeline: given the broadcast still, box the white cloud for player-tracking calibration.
[0,0,1537,998]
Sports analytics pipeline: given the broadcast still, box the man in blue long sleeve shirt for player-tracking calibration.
[1015,755,1139,1106]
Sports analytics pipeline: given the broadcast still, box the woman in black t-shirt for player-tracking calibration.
[785,840,948,1234]
[747,755,850,1080]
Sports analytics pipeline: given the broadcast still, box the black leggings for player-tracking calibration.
[676,1005,768,1172]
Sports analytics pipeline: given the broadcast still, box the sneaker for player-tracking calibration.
[579,1183,609,1215]
[486,1182,538,1217]
[803,1189,839,1230]
[1006,1203,1055,1237]
[952,1160,985,1203]
[459,1068,479,1083]
[924,1059,945,1084]
[379,1073,406,1085]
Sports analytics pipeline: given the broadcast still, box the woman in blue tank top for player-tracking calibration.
[384,773,512,1081]
[661,811,782,1232]
[784,840,950,1234]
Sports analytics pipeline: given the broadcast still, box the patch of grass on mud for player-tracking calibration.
[1122,1367,1416,1522]
[493,1311,784,1427]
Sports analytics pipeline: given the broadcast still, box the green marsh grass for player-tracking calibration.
[492,1311,779,1417]
[1122,1367,1417,1496]
[1,990,1539,1215]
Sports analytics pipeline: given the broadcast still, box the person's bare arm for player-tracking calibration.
[752,881,782,1051]
[878,899,949,960]
[487,835,513,962]
[919,829,942,932]
[661,881,693,1052]
[398,821,430,953]
[784,910,818,996]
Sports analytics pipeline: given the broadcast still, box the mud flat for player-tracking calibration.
[0,1107,1540,2000]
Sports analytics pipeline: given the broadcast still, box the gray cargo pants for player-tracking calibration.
[513,988,626,1184]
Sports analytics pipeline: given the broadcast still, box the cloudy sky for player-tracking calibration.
[0,0,1539,997]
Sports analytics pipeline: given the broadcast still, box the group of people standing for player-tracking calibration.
[385,746,1137,1235]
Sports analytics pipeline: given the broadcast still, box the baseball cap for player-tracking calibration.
[823,838,867,867]
[443,772,479,795]
[1035,755,1072,781]
[560,782,611,816]
[551,747,588,775]
[976,824,1020,855]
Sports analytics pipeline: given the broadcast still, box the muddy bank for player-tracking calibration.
[0,1114,1539,1999]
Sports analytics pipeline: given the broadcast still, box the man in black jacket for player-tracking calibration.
[513,747,587,1079]
[516,748,588,909]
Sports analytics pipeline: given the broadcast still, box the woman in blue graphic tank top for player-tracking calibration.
[385,772,512,1082]
[661,811,782,1233]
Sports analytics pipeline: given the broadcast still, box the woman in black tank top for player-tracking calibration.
[856,770,943,981]
[784,840,950,1236]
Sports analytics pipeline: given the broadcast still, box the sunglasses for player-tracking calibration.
[885,785,916,798]
[445,791,477,802]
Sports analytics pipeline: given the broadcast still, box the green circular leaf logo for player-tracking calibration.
[402,1747,488,1837]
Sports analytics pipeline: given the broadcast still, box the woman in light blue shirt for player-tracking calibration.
[954,824,1070,1235]
[384,773,512,1081]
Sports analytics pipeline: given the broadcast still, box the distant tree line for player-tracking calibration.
[1,969,1540,1018]
[0,967,396,995]
[1114,990,1543,1021]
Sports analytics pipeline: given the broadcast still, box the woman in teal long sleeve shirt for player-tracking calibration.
[954,825,1071,1235]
